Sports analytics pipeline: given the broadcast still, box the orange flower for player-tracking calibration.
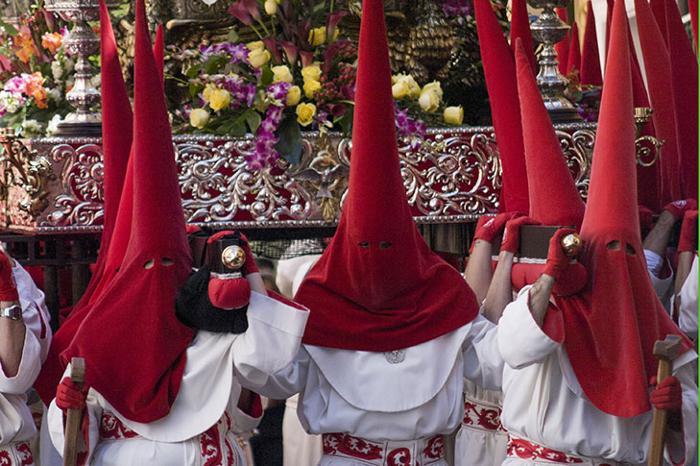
[25,73,48,109]
[41,32,63,54]
[13,31,38,64]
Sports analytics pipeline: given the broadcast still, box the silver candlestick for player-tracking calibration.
[45,0,102,135]
[528,0,581,122]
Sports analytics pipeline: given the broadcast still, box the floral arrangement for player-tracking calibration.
[0,2,82,136]
[171,0,465,168]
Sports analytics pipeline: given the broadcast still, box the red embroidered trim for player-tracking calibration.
[507,437,584,463]
[99,412,139,440]
[0,451,10,466]
[0,443,34,466]
[462,400,507,433]
[200,424,223,466]
[322,433,445,465]
[323,433,383,460]
[422,435,445,460]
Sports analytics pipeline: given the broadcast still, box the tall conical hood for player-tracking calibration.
[555,7,569,75]
[474,0,529,213]
[581,1,602,85]
[515,39,585,228]
[634,0,682,204]
[690,0,698,48]
[295,0,479,352]
[558,0,692,417]
[154,24,164,82]
[566,22,581,75]
[61,0,194,423]
[661,0,698,199]
[510,0,536,72]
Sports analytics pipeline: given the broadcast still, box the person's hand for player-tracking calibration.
[500,217,540,253]
[650,376,682,412]
[663,199,698,221]
[473,212,524,244]
[543,228,577,280]
[677,210,698,253]
[0,250,18,302]
[56,377,87,412]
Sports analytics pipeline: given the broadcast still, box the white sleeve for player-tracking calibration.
[47,366,101,463]
[232,291,309,388]
[246,348,310,400]
[497,286,560,369]
[677,256,698,334]
[644,250,674,304]
[0,265,52,394]
[664,353,698,465]
[462,315,504,391]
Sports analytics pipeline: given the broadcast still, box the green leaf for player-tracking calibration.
[260,65,274,86]
[185,65,201,79]
[275,115,303,165]
[227,29,239,42]
[189,82,203,98]
[204,55,227,74]
[229,118,248,137]
[335,106,354,136]
[0,18,18,36]
[243,109,262,133]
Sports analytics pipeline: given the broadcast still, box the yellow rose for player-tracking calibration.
[271,65,293,83]
[392,80,410,100]
[208,89,231,111]
[303,79,322,98]
[296,102,317,126]
[190,108,210,129]
[308,27,326,46]
[301,64,322,83]
[248,48,271,68]
[247,41,265,51]
[398,74,421,99]
[286,85,302,106]
[443,106,464,125]
[418,81,443,112]
[202,83,217,103]
[264,0,278,14]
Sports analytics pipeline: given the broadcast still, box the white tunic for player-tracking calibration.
[677,255,698,335]
[0,263,51,446]
[645,249,674,311]
[498,287,698,465]
[48,291,309,465]
[250,314,504,466]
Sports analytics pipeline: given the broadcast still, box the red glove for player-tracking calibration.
[501,217,540,253]
[56,377,87,412]
[543,228,577,280]
[473,212,524,244]
[0,251,18,302]
[664,199,698,221]
[650,376,682,412]
[677,210,698,253]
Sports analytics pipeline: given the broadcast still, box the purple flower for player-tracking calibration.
[267,81,290,102]
[4,76,27,95]
[394,106,427,139]
[441,0,471,16]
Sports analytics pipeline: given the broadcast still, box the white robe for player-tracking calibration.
[498,287,698,465]
[47,291,309,465]
[250,314,504,466]
[677,255,698,335]
[0,263,51,448]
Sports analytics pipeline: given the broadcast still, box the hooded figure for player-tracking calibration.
[580,1,603,86]
[491,2,697,462]
[46,1,309,463]
[246,2,504,465]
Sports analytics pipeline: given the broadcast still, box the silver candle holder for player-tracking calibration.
[528,0,581,122]
[45,0,102,135]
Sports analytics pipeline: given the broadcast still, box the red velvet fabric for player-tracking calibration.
[153,24,164,83]
[60,0,194,423]
[690,0,698,49]
[511,262,588,297]
[295,0,479,352]
[510,0,536,72]
[555,8,569,76]
[474,0,529,213]
[580,2,602,86]
[628,25,661,213]
[34,1,133,405]
[514,41,585,229]
[634,0,682,205]
[650,0,669,39]
[566,23,581,75]
[661,0,698,200]
[557,1,691,417]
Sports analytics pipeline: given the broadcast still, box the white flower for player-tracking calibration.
[90,73,101,89]
[47,87,62,103]
[0,91,24,114]
[51,60,64,81]
[21,119,44,136]
[46,114,62,135]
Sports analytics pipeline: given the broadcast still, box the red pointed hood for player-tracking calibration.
[580,1,602,86]
[154,24,164,82]
[514,40,585,228]
[566,22,581,75]
[555,8,569,75]
[474,0,529,213]
[510,0,536,72]
[61,0,194,423]
[555,0,692,417]
[689,0,698,48]
[295,0,479,352]
[634,0,682,205]
[661,0,698,199]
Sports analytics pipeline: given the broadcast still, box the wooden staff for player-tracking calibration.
[647,335,682,466]
[63,357,85,466]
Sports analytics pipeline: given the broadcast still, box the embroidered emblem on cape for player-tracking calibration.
[384,349,406,364]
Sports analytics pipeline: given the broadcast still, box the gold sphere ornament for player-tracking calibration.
[221,245,246,270]
[561,233,583,258]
